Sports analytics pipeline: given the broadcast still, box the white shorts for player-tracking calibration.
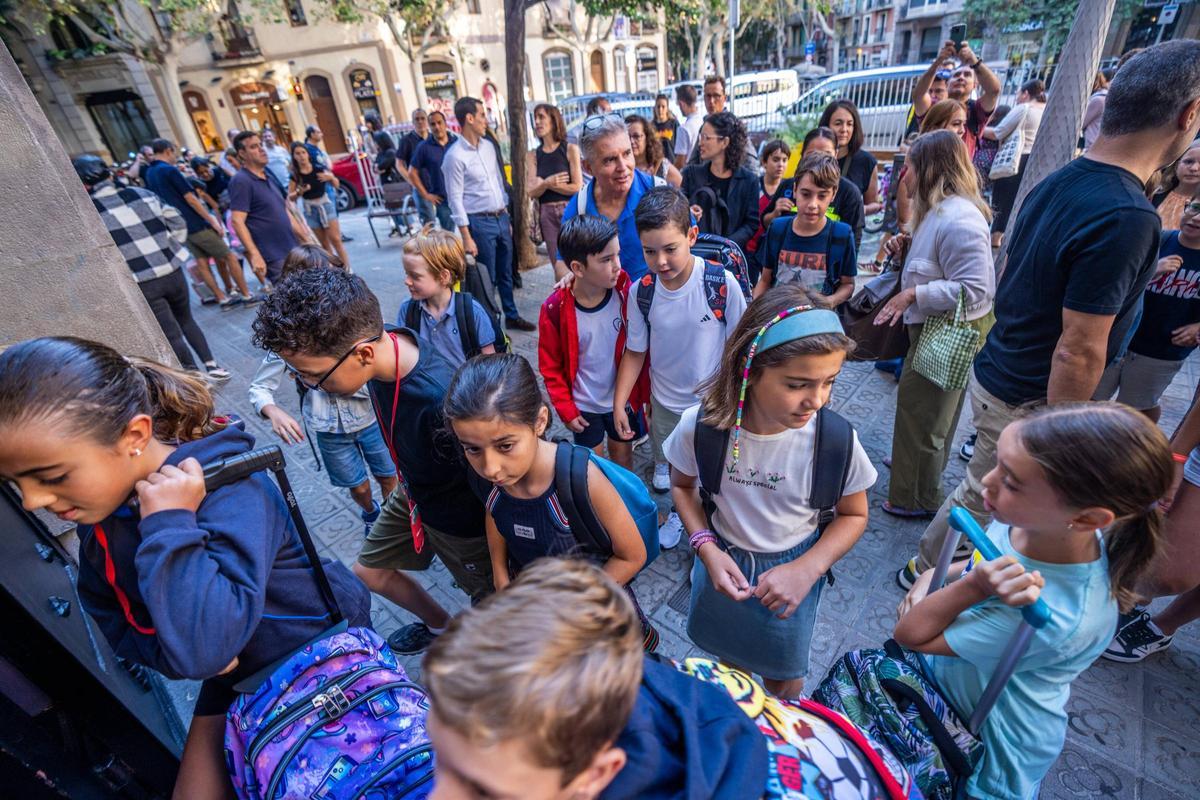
[1092,351,1185,411]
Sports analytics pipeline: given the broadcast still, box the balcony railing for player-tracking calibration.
[210,22,264,66]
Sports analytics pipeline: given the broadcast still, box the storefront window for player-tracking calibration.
[84,90,158,160]
[229,81,292,141]
[422,61,460,128]
[183,90,222,152]
[613,47,627,93]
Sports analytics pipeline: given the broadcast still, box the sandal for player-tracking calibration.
[881,501,936,519]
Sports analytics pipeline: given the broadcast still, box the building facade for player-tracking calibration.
[2,0,667,161]
[834,0,896,71]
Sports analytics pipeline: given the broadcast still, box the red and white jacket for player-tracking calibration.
[538,271,651,424]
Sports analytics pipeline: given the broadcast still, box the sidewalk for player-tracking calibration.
[188,209,1197,798]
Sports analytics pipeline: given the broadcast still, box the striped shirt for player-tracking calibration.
[89,180,189,282]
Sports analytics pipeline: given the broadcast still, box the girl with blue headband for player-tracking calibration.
[663,285,878,699]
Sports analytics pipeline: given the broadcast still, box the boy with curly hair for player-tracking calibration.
[252,269,492,655]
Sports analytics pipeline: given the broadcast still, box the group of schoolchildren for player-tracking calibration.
[0,158,1182,799]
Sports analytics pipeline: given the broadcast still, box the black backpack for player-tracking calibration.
[694,407,854,556]
[403,289,507,360]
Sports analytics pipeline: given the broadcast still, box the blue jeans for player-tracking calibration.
[412,187,435,224]
[468,211,518,321]
[314,424,397,488]
[433,201,454,232]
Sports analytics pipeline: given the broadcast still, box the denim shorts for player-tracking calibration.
[687,530,826,681]
[573,405,645,449]
[314,424,396,488]
[303,197,338,230]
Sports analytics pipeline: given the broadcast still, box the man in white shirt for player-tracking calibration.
[442,96,536,330]
[673,84,704,170]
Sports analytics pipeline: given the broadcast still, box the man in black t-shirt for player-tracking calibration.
[252,269,492,656]
[896,40,1200,590]
[397,109,434,224]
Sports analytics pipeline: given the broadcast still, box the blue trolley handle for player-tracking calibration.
[924,508,1053,735]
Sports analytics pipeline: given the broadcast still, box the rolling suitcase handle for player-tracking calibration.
[927,507,1052,735]
[202,446,344,626]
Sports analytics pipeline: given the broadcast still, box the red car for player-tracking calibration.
[331,152,370,211]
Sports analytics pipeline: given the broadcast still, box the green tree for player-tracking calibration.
[962,0,1141,63]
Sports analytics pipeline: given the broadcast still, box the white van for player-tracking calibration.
[662,70,801,131]
[785,64,929,150]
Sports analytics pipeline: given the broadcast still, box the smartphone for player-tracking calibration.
[949,23,967,47]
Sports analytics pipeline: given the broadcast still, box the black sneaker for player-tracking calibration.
[1102,609,1173,662]
[505,316,537,332]
[387,623,439,655]
[959,433,977,462]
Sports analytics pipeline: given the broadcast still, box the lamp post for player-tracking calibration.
[729,0,738,84]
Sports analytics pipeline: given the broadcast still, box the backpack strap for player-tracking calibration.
[636,275,656,332]
[810,407,854,537]
[693,419,730,530]
[701,262,728,324]
[552,440,612,555]
[765,217,789,288]
[454,291,482,359]
[402,299,422,333]
[576,181,590,213]
[824,222,852,293]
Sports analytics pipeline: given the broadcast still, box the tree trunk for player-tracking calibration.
[993,0,1117,276]
[505,0,537,269]
[697,25,717,79]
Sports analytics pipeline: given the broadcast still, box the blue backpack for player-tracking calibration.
[552,441,660,572]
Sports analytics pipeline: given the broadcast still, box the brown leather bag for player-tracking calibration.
[838,252,911,362]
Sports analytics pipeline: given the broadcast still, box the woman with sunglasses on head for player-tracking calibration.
[287,141,350,270]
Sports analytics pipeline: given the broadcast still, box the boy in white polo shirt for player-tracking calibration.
[613,186,747,546]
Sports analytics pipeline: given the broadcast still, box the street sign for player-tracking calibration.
[1159,3,1178,25]
[805,40,816,55]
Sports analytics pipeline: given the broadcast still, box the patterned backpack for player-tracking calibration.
[812,639,982,800]
[206,447,435,800]
[676,658,920,799]
[225,628,434,799]
[692,232,753,301]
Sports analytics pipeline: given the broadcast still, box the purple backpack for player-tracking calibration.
[201,447,434,799]
[224,627,433,799]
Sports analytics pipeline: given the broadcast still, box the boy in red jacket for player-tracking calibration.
[539,215,649,469]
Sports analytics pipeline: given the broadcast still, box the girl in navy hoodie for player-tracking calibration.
[0,337,371,798]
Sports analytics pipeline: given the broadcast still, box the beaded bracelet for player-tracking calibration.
[689,529,718,551]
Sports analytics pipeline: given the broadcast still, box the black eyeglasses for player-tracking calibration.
[287,334,381,391]
[581,113,624,132]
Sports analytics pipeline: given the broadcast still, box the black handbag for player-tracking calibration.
[838,252,911,362]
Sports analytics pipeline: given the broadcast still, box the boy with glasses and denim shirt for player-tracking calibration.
[252,268,493,656]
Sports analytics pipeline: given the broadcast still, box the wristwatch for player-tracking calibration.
[970,59,982,69]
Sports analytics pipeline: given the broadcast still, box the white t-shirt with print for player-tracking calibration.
[664,404,878,552]
[625,256,747,414]
[573,290,622,414]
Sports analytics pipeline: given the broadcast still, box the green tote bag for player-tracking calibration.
[912,290,981,391]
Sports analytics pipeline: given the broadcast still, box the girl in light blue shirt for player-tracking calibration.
[895,403,1172,800]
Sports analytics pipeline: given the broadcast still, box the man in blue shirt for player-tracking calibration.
[408,110,457,232]
[229,131,301,284]
[556,114,657,282]
[143,138,256,307]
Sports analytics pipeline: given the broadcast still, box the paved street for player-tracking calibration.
[186,208,1197,798]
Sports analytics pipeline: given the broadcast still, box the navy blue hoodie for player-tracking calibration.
[75,422,371,703]
[601,657,768,800]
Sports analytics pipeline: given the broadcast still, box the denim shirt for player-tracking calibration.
[248,351,376,434]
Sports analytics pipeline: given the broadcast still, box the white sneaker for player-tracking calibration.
[652,462,670,493]
[658,510,684,549]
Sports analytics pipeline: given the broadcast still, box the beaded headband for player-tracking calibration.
[730,306,844,464]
